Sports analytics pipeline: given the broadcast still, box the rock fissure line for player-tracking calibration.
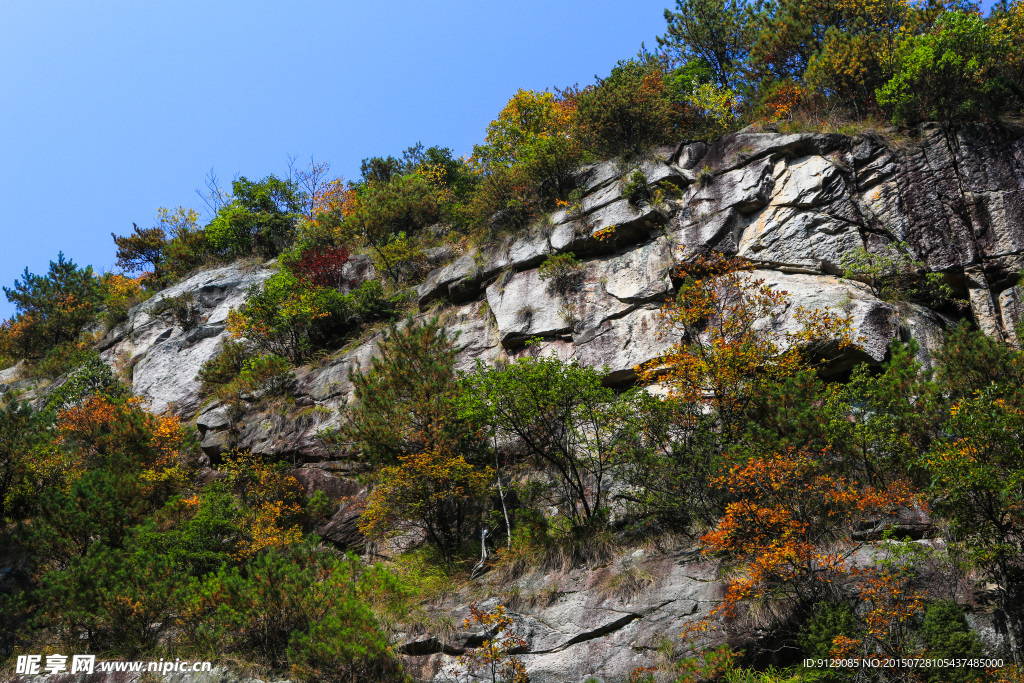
[529,613,644,654]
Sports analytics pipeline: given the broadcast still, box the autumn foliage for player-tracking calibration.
[450,603,529,683]
[290,244,352,289]
[640,251,856,416]
[699,450,919,625]
[359,444,492,564]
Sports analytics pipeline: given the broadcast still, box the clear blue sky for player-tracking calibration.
[0,0,669,319]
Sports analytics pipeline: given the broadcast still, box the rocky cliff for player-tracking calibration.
[5,123,1023,682]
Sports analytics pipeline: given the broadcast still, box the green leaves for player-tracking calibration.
[185,547,401,680]
[32,545,184,653]
[205,175,304,258]
[228,270,392,362]
[460,355,628,528]
[877,11,1005,126]
[574,56,680,159]
[1,252,101,360]
[660,0,761,90]
[342,317,468,464]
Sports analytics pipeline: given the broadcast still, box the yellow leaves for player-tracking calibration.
[225,309,247,339]
[152,413,184,457]
[235,500,304,561]
[473,88,576,169]
[358,444,492,547]
[636,251,858,413]
[156,206,200,236]
[683,82,737,136]
[101,272,145,303]
[221,450,305,559]
[222,450,304,507]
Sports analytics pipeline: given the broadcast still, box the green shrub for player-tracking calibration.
[231,354,293,399]
[133,484,243,577]
[799,601,856,658]
[197,339,255,395]
[350,279,393,320]
[368,232,430,286]
[344,172,441,282]
[186,547,402,679]
[537,252,584,295]
[574,57,680,159]
[920,600,984,682]
[305,489,335,526]
[207,352,292,409]
[515,134,584,208]
[43,351,128,414]
[878,12,1005,127]
[1,253,101,361]
[206,203,258,256]
[163,221,214,279]
[153,291,201,330]
[22,465,149,568]
[0,398,41,522]
[341,317,478,465]
[228,271,392,362]
[622,169,650,205]
[206,175,304,258]
[460,355,631,529]
[29,340,95,380]
[840,242,954,305]
[32,545,184,654]
[468,163,539,233]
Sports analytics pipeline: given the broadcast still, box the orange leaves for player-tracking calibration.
[695,450,922,644]
[309,178,354,222]
[637,251,856,424]
[56,395,192,498]
[761,80,808,122]
[828,633,863,659]
[856,566,925,644]
[454,603,530,683]
[56,395,121,442]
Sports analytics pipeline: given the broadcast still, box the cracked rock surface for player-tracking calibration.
[400,548,723,683]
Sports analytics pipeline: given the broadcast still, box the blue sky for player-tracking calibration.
[0,0,669,319]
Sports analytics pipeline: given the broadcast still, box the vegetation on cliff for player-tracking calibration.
[1,2,1024,682]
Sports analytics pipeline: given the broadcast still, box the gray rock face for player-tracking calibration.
[99,262,276,417]
[399,548,725,683]
[0,360,25,384]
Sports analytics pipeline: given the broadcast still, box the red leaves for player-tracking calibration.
[290,245,351,289]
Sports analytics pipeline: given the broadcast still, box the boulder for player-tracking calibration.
[486,270,570,348]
